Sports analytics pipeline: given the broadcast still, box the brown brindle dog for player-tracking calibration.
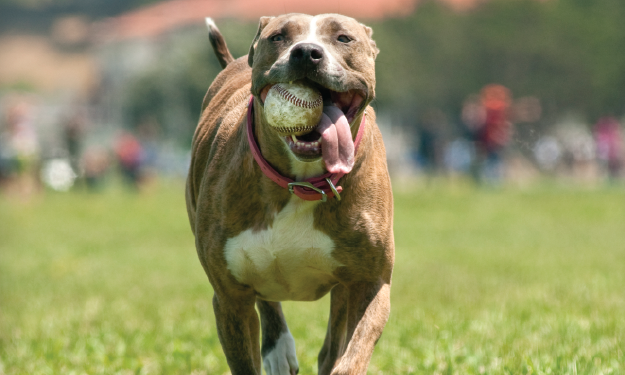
[186,14,394,375]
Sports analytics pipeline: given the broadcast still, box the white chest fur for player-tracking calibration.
[224,197,342,301]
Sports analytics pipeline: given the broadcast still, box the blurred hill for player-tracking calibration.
[0,0,483,34]
[0,0,160,33]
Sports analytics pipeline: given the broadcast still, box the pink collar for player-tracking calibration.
[246,95,366,202]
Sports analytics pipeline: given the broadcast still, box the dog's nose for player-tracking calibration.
[290,43,324,67]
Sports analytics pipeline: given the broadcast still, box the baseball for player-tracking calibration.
[263,82,323,136]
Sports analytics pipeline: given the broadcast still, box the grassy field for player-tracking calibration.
[1,181,624,374]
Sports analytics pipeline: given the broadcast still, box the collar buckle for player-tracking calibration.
[287,181,327,202]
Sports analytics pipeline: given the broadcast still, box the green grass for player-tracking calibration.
[1,181,624,374]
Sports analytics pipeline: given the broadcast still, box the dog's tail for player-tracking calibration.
[205,18,234,69]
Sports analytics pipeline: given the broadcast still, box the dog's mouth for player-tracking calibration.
[260,80,365,174]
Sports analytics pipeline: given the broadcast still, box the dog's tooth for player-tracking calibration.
[305,143,311,148]
[291,135,297,143]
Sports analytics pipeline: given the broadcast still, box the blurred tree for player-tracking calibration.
[372,1,474,115]
[371,0,625,124]
[121,20,258,147]
[122,38,219,147]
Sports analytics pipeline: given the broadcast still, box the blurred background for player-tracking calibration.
[2,1,625,373]
[1,0,624,196]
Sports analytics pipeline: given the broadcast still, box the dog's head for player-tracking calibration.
[248,14,379,174]
[249,13,378,118]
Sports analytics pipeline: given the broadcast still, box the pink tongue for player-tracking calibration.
[317,106,355,174]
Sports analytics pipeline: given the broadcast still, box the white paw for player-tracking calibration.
[263,330,299,375]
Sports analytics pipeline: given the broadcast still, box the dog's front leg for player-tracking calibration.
[318,284,348,375]
[212,291,262,374]
[257,300,299,375]
[330,280,391,375]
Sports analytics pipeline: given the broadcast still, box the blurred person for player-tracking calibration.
[461,94,485,181]
[463,85,513,185]
[511,96,541,124]
[82,146,110,191]
[593,116,623,181]
[0,102,41,197]
[415,108,445,175]
[461,94,486,132]
[555,120,597,183]
[0,125,11,187]
[63,111,86,173]
[114,131,144,190]
[136,115,160,188]
[444,138,475,174]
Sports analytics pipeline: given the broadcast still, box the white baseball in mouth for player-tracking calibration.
[263,82,323,136]
[261,81,365,173]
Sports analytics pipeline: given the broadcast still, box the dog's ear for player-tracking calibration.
[360,23,379,59]
[248,16,274,68]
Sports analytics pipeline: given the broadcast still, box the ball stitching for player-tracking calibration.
[273,84,323,109]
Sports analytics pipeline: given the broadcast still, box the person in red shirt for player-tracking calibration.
[593,116,624,181]
[467,84,513,184]
[114,131,144,189]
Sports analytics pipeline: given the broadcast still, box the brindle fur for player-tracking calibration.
[186,13,394,375]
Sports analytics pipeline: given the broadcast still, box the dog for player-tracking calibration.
[186,13,394,375]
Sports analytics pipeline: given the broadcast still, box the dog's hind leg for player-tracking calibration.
[205,18,235,69]
[256,299,299,375]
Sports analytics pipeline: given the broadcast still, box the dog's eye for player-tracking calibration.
[337,35,352,43]
[270,34,284,42]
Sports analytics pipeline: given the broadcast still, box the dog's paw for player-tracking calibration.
[262,330,299,375]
